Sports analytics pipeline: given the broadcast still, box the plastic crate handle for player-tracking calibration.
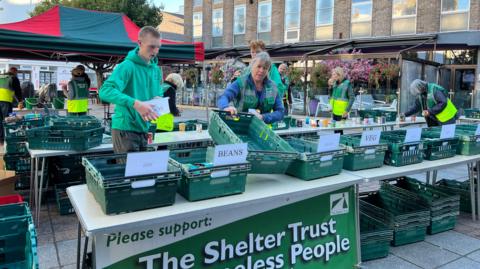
[131,179,156,189]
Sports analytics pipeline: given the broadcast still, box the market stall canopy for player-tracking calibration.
[0,6,204,63]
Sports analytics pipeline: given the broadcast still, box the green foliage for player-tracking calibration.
[287,67,303,86]
[31,0,163,27]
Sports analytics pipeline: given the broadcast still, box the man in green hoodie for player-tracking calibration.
[100,26,163,153]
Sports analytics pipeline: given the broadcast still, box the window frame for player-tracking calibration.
[284,0,302,43]
[350,0,373,38]
[391,0,417,36]
[440,0,470,32]
[315,0,334,41]
[212,8,223,37]
[193,12,203,38]
[193,0,202,7]
[257,1,272,34]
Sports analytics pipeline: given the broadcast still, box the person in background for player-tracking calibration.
[218,52,284,124]
[402,79,458,127]
[0,67,24,143]
[21,81,35,99]
[328,67,354,134]
[278,63,292,115]
[99,26,163,153]
[155,73,183,132]
[63,65,90,115]
[38,83,58,106]
[247,40,287,100]
[229,69,242,85]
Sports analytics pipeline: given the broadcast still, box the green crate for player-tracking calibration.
[4,117,45,139]
[378,110,398,122]
[53,97,64,109]
[5,141,28,155]
[54,182,82,215]
[271,116,291,130]
[436,179,477,213]
[361,191,430,246]
[382,179,460,235]
[284,137,344,180]
[170,147,250,201]
[359,211,393,261]
[166,140,213,151]
[381,130,423,166]
[464,108,480,119]
[358,109,378,120]
[208,111,297,174]
[170,148,209,164]
[0,203,32,240]
[421,128,459,160]
[454,125,480,155]
[83,154,181,215]
[49,115,102,129]
[3,154,31,172]
[0,223,38,269]
[27,126,104,151]
[340,134,387,171]
[173,119,209,131]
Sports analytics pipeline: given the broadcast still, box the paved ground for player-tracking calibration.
[34,103,480,268]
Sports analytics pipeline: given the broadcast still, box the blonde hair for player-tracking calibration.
[333,67,345,81]
[166,73,184,89]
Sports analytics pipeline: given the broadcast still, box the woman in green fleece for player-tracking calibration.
[99,26,163,153]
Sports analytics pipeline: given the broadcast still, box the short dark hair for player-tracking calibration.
[138,26,160,40]
[9,67,17,72]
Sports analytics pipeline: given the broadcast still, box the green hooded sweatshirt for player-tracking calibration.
[99,47,163,133]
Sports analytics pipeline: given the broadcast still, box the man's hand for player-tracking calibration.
[224,106,237,115]
[422,110,429,117]
[134,100,159,121]
[255,114,263,120]
[342,111,349,118]
[17,101,24,110]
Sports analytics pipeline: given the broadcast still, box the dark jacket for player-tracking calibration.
[405,91,459,123]
[163,81,180,116]
[7,72,23,102]
[281,76,293,104]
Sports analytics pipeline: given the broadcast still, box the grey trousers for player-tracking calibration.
[111,129,148,154]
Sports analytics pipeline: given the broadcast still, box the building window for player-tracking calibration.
[193,0,202,7]
[315,0,334,40]
[392,0,417,35]
[213,0,222,4]
[284,0,301,43]
[39,71,56,85]
[351,0,372,38]
[441,0,470,32]
[212,9,223,47]
[193,12,202,40]
[234,5,246,46]
[257,1,272,43]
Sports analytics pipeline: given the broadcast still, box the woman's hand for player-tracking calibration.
[224,106,237,115]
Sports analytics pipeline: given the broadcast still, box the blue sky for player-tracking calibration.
[154,0,183,13]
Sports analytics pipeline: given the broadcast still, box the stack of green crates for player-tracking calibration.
[0,203,38,269]
[169,145,251,201]
[340,134,388,171]
[359,201,394,261]
[464,108,480,119]
[54,181,82,215]
[358,109,398,122]
[284,137,345,180]
[383,178,460,234]
[436,179,477,213]
[27,115,104,151]
[271,116,292,130]
[421,127,459,160]
[3,117,46,190]
[208,111,297,174]
[361,189,430,246]
[380,130,423,166]
[173,119,208,131]
[455,125,480,155]
[83,154,181,215]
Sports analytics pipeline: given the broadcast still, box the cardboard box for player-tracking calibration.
[0,172,17,196]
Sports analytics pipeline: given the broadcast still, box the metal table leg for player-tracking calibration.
[426,171,431,185]
[476,161,480,221]
[432,170,438,185]
[36,157,46,225]
[468,163,476,221]
[82,234,89,269]
[355,184,362,267]
[29,157,35,213]
[77,222,81,269]
[33,157,39,224]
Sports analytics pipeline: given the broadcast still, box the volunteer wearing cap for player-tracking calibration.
[402,79,459,127]
[64,65,90,115]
